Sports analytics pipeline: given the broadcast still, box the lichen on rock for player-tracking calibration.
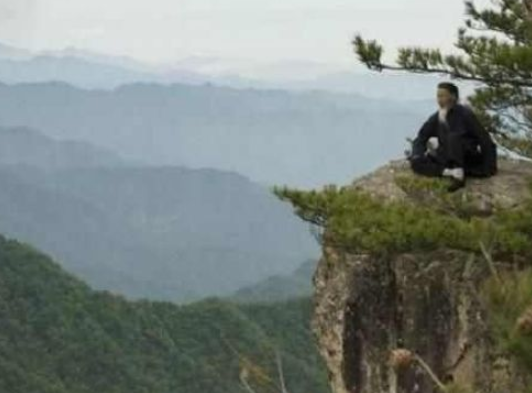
[275,158,532,393]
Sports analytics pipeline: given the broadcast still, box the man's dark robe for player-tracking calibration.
[409,104,498,178]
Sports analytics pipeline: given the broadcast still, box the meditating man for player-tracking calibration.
[408,82,498,192]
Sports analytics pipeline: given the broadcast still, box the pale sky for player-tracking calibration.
[0,0,489,71]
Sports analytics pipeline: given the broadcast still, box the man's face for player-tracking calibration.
[437,88,455,109]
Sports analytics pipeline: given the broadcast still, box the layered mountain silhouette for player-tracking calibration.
[0,126,317,301]
[231,259,316,303]
[0,81,429,187]
[0,126,125,169]
[0,40,443,98]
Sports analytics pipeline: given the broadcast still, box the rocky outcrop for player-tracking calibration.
[312,158,532,393]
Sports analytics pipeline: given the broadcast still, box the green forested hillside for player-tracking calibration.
[0,235,328,393]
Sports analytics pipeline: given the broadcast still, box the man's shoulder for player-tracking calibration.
[454,103,475,117]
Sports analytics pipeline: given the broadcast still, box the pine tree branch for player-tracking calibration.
[367,62,532,87]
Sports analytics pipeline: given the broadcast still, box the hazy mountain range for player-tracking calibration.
[0,40,454,99]
[231,259,316,303]
[0,126,318,301]
[0,125,125,169]
[0,43,442,303]
[0,81,432,187]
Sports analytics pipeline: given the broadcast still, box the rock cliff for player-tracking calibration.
[311,158,532,393]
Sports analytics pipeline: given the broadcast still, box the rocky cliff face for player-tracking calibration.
[311,158,532,393]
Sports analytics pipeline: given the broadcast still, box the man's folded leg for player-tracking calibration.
[439,132,467,191]
[409,155,445,177]
[410,154,466,192]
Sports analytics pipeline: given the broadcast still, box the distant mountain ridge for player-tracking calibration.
[0,41,450,99]
[0,42,33,60]
[0,54,210,89]
[0,126,318,301]
[0,81,430,187]
[232,259,316,303]
[0,126,125,169]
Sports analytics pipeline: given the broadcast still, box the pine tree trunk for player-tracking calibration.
[525,0,532,18]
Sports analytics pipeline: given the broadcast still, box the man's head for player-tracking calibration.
[437,82,459,109]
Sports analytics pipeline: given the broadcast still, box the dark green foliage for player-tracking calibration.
[239,299,330,393]
[482,270,532,380]
[274,180,532,258]
[354,0,532,157]
[0,235,328,393]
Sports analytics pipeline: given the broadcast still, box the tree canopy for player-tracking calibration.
[0,235,328,393]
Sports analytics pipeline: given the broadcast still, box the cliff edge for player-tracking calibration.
[307,158,532,393]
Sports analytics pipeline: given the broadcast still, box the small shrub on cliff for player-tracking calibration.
[273,183,532,258]
[482,269,532,372]
[394,174,497,219]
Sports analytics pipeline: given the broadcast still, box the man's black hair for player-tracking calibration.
[438,82,460,100]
